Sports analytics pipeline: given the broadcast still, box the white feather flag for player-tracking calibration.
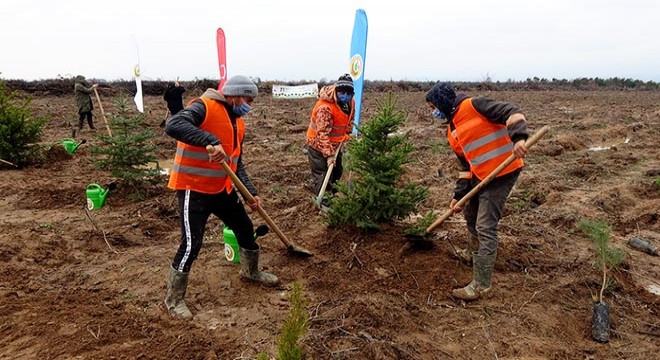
[133,64,144,113]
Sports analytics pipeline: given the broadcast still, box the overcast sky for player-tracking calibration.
[1,0,658,82]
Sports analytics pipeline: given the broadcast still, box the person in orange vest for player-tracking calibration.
[163,75,278,319]
[426,82,529,301]
[305,74,355,211]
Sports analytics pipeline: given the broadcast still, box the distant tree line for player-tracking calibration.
[2,76,658,96]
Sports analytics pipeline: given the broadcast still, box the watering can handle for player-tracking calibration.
[87,184,101,190]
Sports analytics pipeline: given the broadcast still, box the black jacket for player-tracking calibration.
[165,91,258,197]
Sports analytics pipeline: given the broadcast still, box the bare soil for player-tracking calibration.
[1,89,658,360]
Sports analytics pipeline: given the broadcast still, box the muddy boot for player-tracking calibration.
[164,266,193,319]
[239,246,279,286]
[451,253,496,301]
[455,233,479,263]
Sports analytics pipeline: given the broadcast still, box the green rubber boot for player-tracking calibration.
[452,253,496,301]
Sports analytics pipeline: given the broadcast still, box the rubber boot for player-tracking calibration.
[455,233,479,263]
[164,266,193,319]
[451,253,496,301]
[239,246,279,286]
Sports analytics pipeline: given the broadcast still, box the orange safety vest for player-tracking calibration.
[168,97,245,194]
[306,99,354,143]
[448,98,523,180]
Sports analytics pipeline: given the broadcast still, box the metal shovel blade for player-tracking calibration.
[403,233,436,250]
[286,243,314,257]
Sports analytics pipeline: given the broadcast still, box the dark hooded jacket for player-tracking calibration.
[74,75,94,113]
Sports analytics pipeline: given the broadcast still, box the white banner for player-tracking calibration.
[272,83,318,99]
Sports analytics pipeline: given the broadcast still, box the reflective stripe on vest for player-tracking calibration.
[171,163,226,177]
[449,98,523,180]
[175,147,239,164]
[168,97,245,194]
[306,98,354,143]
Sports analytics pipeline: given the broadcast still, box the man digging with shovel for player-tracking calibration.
[164,75,278,319]
[426,82,529,301]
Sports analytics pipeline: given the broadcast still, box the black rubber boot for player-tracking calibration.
[164,266,193,319]
[239,246,279,286]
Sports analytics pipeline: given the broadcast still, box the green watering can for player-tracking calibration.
[86,183,109,210]
[222,224,270,263]
[61,138,86,155]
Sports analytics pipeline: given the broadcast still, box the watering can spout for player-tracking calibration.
[74,139,87,152]
[100,187,109,200]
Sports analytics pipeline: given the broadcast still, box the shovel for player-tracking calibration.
[207,145,313,256]
[92,87,113,137]
[314,142,343,208]
[406,125,550,249]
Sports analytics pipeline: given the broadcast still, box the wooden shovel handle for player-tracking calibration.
[315,142,343,206]
[92,87,113,137]
[206,145,294,248]
[425,125,550,234]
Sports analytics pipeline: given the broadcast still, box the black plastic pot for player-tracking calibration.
[591,301,610,343]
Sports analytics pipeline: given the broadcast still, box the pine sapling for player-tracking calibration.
[327,93,428,231]
[90,96,161,197]
[578,218,626,343]
[277,283,309,360]
[578,219,626,302]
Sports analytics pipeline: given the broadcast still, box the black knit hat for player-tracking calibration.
[426,82,456,116]
[335,73,354,94]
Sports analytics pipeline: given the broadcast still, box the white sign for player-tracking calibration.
[272,83,318,99]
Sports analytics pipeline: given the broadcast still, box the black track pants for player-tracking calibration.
[171,189,255,273]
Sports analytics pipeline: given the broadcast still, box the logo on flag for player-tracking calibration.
[349,54,363,80]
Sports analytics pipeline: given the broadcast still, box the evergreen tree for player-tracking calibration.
[91,97,161,196]
[0,80,47,167]
[327,94,428,231]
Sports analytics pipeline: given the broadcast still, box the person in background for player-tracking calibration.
[163,75,278,319]
[161,80,186,127]
[425,82,528,301]
[74,75,98,131]
[305,74,355,211]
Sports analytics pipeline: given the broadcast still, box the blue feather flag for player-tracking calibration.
[349,9,368,134]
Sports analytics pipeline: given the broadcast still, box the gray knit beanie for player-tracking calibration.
[222,75,258,97]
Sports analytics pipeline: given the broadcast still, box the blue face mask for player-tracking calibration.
[432,108,446,119]
[232,102,251,116]
[337,93,352,104]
